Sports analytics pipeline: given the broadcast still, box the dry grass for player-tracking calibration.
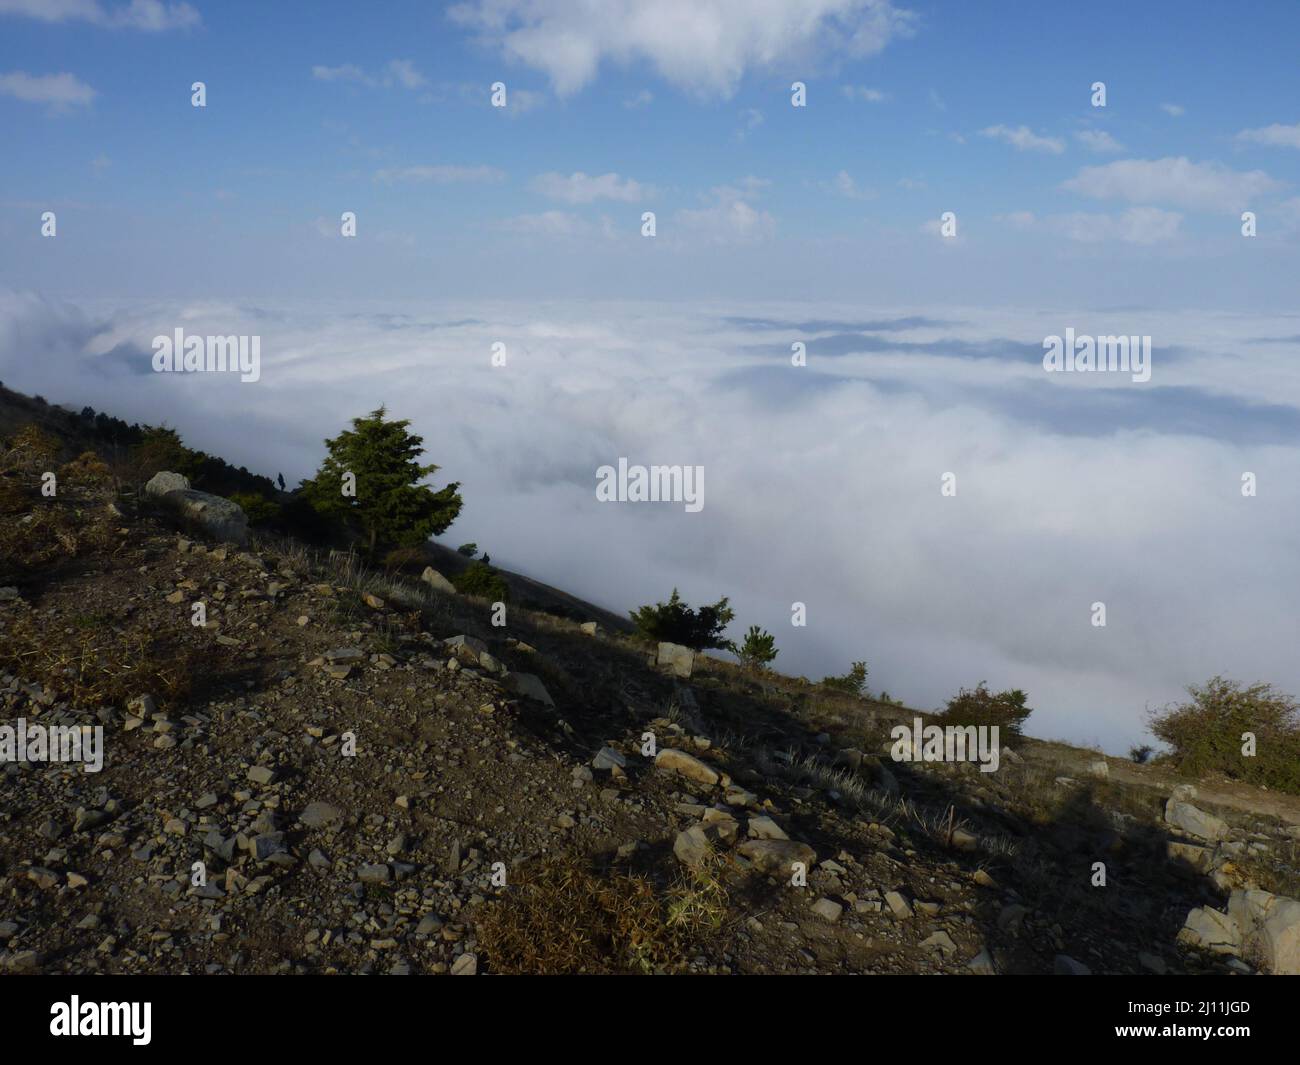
[476,854,727,974]
[0,427,123,581]
[0,614,211,711]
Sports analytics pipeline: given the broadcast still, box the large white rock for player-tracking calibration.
[1167,841,1216,875]
[654,747,718,787]
[144,471,249,546]
[420,567,456,594]
[656,642,695,678]
[144,471,191,496]
[508,672,554,708]
[1165,799,1228,842]
[1178,906,1242,955]
[1228,889,1300,975]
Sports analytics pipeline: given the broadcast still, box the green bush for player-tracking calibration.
[934,682,1033,740]
[736,625,778,669]
[629,589,734,651]
[229,491,281,526]
[821,661,868,696]
[1147,676,1300,794]
[453,561,509,602]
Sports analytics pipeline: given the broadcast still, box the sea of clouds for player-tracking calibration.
[3,287,1298,753]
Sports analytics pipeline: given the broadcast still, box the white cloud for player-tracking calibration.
[386,59,428,91]
[675,181,775,243]
[530,171,649,203]
[312,63,375,85]
[502,88,545,115]
[1236,122,1300,149]
[1051,206,1183,244]
[824,169,872,199]
[448,0,918,97]
[0,0,200,30]
[496,210,593,237]
[373,165,506,185]
[623,89,653,109]
[980,124,1065,154]
[1062,156,1284,212]
[1075,129,1123,153]
[0,70,95,108]
[1160,102,1185,117]
[841,84,887,102]
[312,59,430,91]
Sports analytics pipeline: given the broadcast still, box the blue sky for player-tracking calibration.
[4,0,1300,304]
[3,1,1300,753]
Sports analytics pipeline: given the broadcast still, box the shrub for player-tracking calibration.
[629,589,734,651]
[382,545,426,573]
[129,425,198,484]
[1129,744,1154,765]
[457,543,479,557]
[821,661,868,696]
[453,561,509,601]
[59,450,112,488]
[934,682,1033,740]
[229,491,281,526]
[1147,676,1300,794]
[736,625,778,669]
[4,424,62,472]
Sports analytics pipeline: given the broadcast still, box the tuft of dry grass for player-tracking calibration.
[0,427,122,581]
[476,854,726,974]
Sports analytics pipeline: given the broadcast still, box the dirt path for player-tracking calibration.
[1025,741,1300,829]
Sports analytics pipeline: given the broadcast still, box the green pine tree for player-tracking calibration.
[736,625,778,669]
[301,406,462,557]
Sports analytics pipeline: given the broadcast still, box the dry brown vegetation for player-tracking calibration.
[476,854,728,974]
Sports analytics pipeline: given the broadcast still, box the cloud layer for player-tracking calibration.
[447,0,917,96]
[3,290,1298,755]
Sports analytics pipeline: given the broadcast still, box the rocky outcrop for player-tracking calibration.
[143,471,249,546]
[656,642,695,678]
[1164,799,1227,842]
[1179,889,1300,973]
[420,567,456,594]
[1228,889,1300,975]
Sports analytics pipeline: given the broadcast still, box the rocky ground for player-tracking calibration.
[2,435,1299,975]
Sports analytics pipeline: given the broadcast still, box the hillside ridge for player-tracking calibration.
[2,387,1299,975]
